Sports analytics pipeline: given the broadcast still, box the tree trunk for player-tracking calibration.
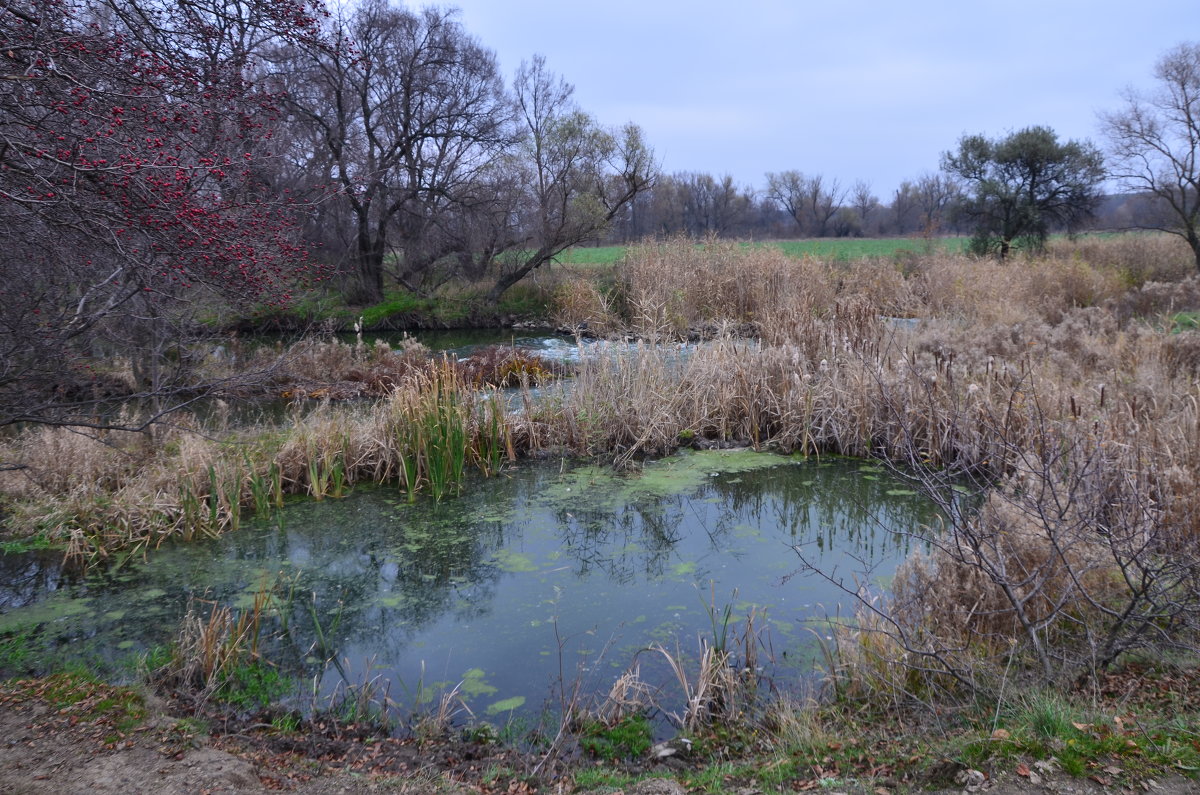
[486,269,522,305]
[349,237,385,306]
[487,249,553,305]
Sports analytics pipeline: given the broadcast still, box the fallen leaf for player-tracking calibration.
[1016,763,1031,778]
[990,728,1010,740]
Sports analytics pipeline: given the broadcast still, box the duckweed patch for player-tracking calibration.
[0,454,942,727]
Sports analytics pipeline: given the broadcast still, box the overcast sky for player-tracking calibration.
[443,0,1192,199]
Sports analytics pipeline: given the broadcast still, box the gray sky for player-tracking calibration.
[444,0,1193,199]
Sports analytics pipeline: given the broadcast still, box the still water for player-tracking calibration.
[0,450,940,722]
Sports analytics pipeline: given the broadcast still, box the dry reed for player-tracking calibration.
[3,233,1199,704]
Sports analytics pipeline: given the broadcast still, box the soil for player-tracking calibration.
[1,681,1198,794]
[0,682,501,794]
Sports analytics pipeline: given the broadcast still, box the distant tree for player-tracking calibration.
[829,207,863,237]
[765,171,847,237]
[672,172,751,236]
[890,181,921,234]
[913,172,963,235]
[851,180,879,234]
[942,126,1105,258]
[1101,42,1200,271]
[641,175,685,235]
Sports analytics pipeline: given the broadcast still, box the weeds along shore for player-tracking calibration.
[3,233,1200,703]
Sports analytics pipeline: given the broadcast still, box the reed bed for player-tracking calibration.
[240,335,564,398]
[532,233,1200,698]
[1,362,518,562]
[2,232,1198,705]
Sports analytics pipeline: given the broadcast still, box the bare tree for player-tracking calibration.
[851,180,879,234]
[271,1,512,304]
[648,175,686,235]
[890,181,920,234]
[674,172,751,236]
[1101,42,1200,271]
[765,170,847,237]
[484,56,654,302]
[912,172,962,235]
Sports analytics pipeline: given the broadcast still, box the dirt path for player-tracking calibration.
[0,685,478,794]
[2,683,1198,794]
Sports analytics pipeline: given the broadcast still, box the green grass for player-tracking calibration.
[0,627,38,673]
[217,661,292,710]
[569,768,644,791]
[5,672,146,723]
[947,687,1200,788]
[357,293,435,327]
[553,245,628,265]
[242,281,554,333]
[770,236,969,260]
[553,237,972,268]
[0,533,53,555]
[1168,311,1200,332]
[578,714,653,760]
[560,673,1200,794]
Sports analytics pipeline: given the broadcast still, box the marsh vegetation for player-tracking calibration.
[3,233,1200,790]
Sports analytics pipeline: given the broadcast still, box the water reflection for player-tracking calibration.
[0,452,941,721]
[0,550,68,611]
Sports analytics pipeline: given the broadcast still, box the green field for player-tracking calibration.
[555,237,970,267]
[770,236,970,259]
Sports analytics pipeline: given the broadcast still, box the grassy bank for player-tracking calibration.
[555,234,1017,268]
[0,659,1196,793]
[229,235,972,334]
[2,231,1200,790]
[238,280,558,334]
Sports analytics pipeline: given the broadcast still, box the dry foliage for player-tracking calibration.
[4,233,1200,704]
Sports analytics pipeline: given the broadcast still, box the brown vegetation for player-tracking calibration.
[3,233,1199,702]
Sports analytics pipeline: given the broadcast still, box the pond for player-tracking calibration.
[0,450,941,727]
[344,327,663,366]
[347,328,577,361]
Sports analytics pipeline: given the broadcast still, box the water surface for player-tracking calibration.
[0,450,939,722]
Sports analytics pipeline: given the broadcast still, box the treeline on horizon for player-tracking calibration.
[2,0,1197,428]
[2,0,1189,308]
[606,172,1157,243]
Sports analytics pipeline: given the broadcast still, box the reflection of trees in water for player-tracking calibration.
[545,461,937,584]
[257,493,511,669]
[0,457,946,683]
[0,552,70,611]
[698,463,938,559]
[554,498,683,583]
[0,486,514,678]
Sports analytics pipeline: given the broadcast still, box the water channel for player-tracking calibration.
[0,449,941,725]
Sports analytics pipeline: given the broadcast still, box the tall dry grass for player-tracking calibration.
[1044,232,1195,286]
[529,234,1200,696]
[0,361,518,561]
[2,232,1198,702]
